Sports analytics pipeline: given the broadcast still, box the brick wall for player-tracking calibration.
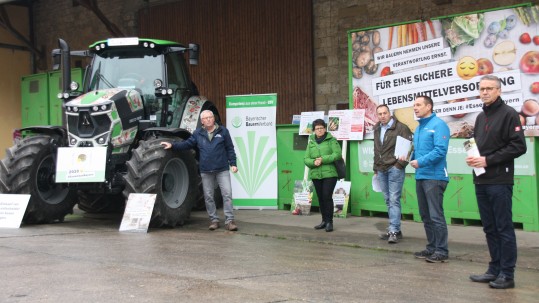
[32,0,536,110]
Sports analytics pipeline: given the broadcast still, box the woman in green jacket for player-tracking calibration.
[304,119,342,232]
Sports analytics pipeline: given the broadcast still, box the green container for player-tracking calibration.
[48,68,83,126]
[21,68,83,128]
[350,138,539,231]
[276,124,319,210]
[20,73,49,127]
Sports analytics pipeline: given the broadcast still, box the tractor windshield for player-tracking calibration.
[87,52,163,98]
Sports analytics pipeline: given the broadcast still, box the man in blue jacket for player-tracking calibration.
[161,110,239,231]
[410,95,450,263]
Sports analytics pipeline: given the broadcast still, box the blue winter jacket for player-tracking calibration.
[171,125,237,173]
[411,113,450,181]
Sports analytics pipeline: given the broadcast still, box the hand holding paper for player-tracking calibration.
[464,138,485,176]
[394,136,413,162]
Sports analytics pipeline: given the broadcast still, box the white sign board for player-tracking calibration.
[0,194,30,228]
[56,147,108,183]
[119,193,156,233]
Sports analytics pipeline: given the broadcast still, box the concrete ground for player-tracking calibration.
[0,208,538,303]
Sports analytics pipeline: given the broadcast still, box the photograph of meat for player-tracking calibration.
[353,86,378,137]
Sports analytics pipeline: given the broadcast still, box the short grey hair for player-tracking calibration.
[480,75,501,88]
[201,110,214,118]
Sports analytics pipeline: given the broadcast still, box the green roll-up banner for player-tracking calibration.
[226,94,278,209]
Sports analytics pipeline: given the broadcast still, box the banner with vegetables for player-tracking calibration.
[349,4,539,138]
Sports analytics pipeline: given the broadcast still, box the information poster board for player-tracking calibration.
[349,4,539,138]
[0,194,30,228]
[119,193,156,233]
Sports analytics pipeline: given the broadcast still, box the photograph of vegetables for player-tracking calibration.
[350,4,539,138]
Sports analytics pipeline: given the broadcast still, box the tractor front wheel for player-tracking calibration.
[0,135,76,223]
[123,138,200,227]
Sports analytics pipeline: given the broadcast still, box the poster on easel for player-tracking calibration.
[291,179,314,215]
[328,109,366,140]
[299,111,325,136]
[333,180,351,218]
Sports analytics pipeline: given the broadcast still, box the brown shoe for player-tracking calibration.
[225,220,238,231]
[209,222,219,230]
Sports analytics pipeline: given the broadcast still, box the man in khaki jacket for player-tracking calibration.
[373,104,413,243]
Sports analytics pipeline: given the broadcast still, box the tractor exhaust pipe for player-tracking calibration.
[58,39,71,96]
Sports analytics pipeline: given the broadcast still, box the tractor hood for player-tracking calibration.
[66,88,142,110]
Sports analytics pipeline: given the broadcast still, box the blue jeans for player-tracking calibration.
[416,179,448,256]
[475,184,516,279]
[312,177,338,223]
[376,166,405,233]
[201,170,234,224]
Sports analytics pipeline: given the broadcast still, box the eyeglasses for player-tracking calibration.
[479,87,499,92]
[314,127,325,131]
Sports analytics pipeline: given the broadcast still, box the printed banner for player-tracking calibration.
[350,5,539,138]
[226,94,278,209]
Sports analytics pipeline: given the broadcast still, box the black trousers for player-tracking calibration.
[312,177,338,223]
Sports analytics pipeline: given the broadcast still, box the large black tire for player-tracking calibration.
[77,191,125,214]
[123,138,200,227]
[0,135,76,223]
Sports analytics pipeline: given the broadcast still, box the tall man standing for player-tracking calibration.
[161,110,239,231]
[373,104,413,244]
[410,95,450,263]
[466,75,526,289]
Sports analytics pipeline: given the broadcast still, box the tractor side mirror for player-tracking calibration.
[188,43,199,65]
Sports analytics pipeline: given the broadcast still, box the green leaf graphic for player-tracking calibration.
[233,131,276,197]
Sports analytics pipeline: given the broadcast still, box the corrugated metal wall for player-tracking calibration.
[138,0,313,124]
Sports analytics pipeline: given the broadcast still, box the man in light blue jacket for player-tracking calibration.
[410,95,450,263]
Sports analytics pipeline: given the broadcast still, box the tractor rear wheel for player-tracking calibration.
[0,135,76,223]
[123,138,200,227]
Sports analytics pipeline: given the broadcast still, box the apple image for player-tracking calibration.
[531,82,539,94]
[447,98,467,118]
[476,58,494,75]
[520,51,539,74]
[534,36,539,45]
[493,41,516,66]
[522,99,539,116]
[520,33,531,44]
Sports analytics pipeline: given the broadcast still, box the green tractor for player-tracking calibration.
[0,37,220,227]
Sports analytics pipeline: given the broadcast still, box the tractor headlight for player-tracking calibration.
[70,81,79,91]
[154,79,163,88]
[70,138,77,145]
[92,106,99,112]
[73,106,79,112]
